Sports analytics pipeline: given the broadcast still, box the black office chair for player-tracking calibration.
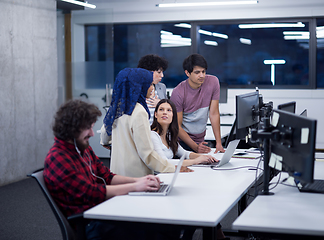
[28,169,87,240]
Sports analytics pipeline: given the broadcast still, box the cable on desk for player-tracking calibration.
[268,171,282,191]
[211,166,264,171]
[254,148,264,197]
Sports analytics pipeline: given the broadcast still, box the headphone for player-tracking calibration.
[74,139,107,186]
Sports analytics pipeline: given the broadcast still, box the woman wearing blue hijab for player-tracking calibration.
[101,68,179,177]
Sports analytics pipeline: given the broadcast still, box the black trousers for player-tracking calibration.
[85,220,196,240]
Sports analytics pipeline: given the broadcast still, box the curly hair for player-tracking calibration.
[183,53,208,73]
[151,99,179,157]
[52,99,102,141]
[137,54,168,71]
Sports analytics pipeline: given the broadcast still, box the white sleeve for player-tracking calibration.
[176,143,191,159]
[150,131,171,160]
[100,124,111,146]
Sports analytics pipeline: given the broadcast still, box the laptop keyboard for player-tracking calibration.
[302,180,324,193]
[157,184,168,192]
[147,184,168,193]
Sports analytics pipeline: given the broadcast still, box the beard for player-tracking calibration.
[75,136,90,152]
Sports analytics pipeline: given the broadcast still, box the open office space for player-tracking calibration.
[1,0,324,239]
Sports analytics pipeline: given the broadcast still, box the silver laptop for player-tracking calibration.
[192,139,240,168]
[128,155,185,196]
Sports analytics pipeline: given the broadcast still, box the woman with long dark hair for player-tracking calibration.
[151,99,217,167]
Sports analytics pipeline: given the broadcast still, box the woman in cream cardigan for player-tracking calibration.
[100,68,191,178]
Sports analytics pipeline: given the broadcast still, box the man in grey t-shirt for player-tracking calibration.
[171,54,225,154]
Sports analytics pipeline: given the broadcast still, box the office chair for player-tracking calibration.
[28,169,87,240]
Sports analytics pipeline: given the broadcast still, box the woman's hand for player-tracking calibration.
[178,165,194,172]
[193,155,218,165]
[146,95,160,108]
[133,175,161,192]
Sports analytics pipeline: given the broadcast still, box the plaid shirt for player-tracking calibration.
[44,137,115,217]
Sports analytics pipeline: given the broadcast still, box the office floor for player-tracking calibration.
[0,159,277,240]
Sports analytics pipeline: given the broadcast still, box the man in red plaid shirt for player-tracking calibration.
[43,99,173,240]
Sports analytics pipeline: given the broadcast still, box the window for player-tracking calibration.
[198,21,310,87]
[84,18,323,89]
[317,18,324,88]
[113,23,191,88]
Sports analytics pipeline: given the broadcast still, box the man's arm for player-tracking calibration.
[177,112,210,153]
[209,100,225,153]
[177,111,198,152]
[105,175,161,199]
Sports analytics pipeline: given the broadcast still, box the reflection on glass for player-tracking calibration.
[198,22,309,86]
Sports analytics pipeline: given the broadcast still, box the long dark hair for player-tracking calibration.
[151,99,179,156]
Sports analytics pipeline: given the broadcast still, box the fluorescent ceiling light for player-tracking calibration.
[198,30,228,39]
[174,23,192,29]
[240,38,251,45]
[199,29,212,36]
[157,1,258,8]
[204,40,218,46]
[61,0,96,9]
[263,60,286,86]
[317,26,324,38]
[264,60,286,65]
[212,32,228,39]
[283,31,309,36]
[283,31,310,40]
[284,35,309,40]
[160,30,173,35]
[160,31,191,48]
[239,22,305,29]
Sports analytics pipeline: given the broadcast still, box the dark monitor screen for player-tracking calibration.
[277,101,296,114]
[271,109,317,183]
[236,91,260,130]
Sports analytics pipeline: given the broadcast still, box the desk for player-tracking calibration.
[232,161,324,237]
[84,157,262,239]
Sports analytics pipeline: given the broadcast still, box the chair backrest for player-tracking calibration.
[28,169,77,240]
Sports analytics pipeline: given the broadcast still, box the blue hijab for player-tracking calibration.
[103,68,153,136]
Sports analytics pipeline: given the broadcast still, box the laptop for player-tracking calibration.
[192,139,240,168]
[128,155,185,196]
[295,179,324,194]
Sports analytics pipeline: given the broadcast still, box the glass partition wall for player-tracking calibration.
[84,18,324,93]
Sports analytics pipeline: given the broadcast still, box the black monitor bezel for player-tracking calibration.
[236,91,260,132]
[277,101,296,114]
[271,109,316,183]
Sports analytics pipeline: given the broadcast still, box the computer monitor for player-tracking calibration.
[271,109,317,183]
[277,101,296,113]
[300,109,307,117]
[236,91,260,139]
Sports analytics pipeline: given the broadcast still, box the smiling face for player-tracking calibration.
[154,102,173,127]
[185,66,206,89]
[152,68,164,85]
[75,123,95,152]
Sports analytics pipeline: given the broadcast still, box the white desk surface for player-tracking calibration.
[232,161,324,236]
[84,157,263,227]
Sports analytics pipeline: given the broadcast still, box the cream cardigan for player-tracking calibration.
[100,103,175,177]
